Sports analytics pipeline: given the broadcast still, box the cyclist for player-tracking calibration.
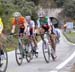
[49,17,60,43]
[0,17,4,67]
[25,16,38,54]
[11,12,28,36]
[10,12,28,54]
[37,12,57,59]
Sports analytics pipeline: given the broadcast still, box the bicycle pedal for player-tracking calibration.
[0,63,3,67]
[35,52,38,54]
[19,57,23,59]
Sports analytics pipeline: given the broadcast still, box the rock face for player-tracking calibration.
[39,0,56,8]
[38,8,62,17]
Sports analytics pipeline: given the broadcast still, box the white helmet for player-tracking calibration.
[13,12,21,17]
[25,16,31,20]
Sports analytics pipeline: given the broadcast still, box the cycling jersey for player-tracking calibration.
[12,16,26,28]
[27,20,35,28]
[27,20,35,36]
[0,18,3,34]
[37,16,52,28]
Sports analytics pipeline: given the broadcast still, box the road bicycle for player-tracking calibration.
[0,45,8,72]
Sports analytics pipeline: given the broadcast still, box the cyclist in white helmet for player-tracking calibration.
[26,16,38,54]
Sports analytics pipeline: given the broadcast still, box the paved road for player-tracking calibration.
[6,30,75,72]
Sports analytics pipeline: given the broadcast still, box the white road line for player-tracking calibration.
[49,31,75,72]
[56,51,75,70]
[50,70,58,72]
[50,50,75,72]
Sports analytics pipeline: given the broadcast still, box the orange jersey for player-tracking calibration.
[12,16,26,28]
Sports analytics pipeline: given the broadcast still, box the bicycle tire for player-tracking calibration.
[0,46,8,72]
[42,41,50,63]
[15,43,23,65]
[25,44,32,63]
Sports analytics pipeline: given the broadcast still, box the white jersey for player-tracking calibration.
[26,20,35,35]
[27,20,35,28]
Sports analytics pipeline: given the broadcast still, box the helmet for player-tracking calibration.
[25,16,31,20]
[13,12,21,17]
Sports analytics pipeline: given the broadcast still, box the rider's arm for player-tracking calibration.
[32,21,35,33]
[48,18,52,26]
[48,18,55,34]
[24,19,28,33]
[48,18,52,31]
[11,25,16,33]
[11,19,16,33]
[37,19,40,28]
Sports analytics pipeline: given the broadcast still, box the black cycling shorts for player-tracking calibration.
[19,28,24,34]
[42,24,49,32]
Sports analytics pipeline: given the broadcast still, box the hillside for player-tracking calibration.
[39,0,56,8]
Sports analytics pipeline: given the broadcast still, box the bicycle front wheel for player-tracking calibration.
[0,46,8,72]
[15,43,23,65]
[25,43,33,63]
[42,41,50,63]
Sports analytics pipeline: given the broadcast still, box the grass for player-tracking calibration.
[63,31,75,43]
[6,36,41,52]
[6,47,16,52]
[1,37,18,52]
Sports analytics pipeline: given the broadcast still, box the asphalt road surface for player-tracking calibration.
[7,30,75,72]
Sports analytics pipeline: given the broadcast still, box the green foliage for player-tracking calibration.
[63,0,75,19]
[54,0,65,7]
[28,0,39,5]
[0,0,38,33]
[54,0,75,19]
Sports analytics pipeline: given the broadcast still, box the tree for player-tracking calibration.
[0,0,38,33]
[63,0,75,19]
[54,0,66,7]
[27,0,39,5]
[39,0,56,8]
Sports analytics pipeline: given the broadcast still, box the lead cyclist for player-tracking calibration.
[37,12,57,59]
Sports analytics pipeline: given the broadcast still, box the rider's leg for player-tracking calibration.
[30,28,38,53]
[32,37,37,48]
[55,29,60,39]
[19,28,25,57]
[32,37,38,54]
[19,28,25,38]
[50,33,57,58]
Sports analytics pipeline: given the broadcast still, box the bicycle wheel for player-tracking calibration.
[15,43,23,65]
[0,46,8,72]
[31,41,38,58]
[42,41,50,63]
[25,44,32,63]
